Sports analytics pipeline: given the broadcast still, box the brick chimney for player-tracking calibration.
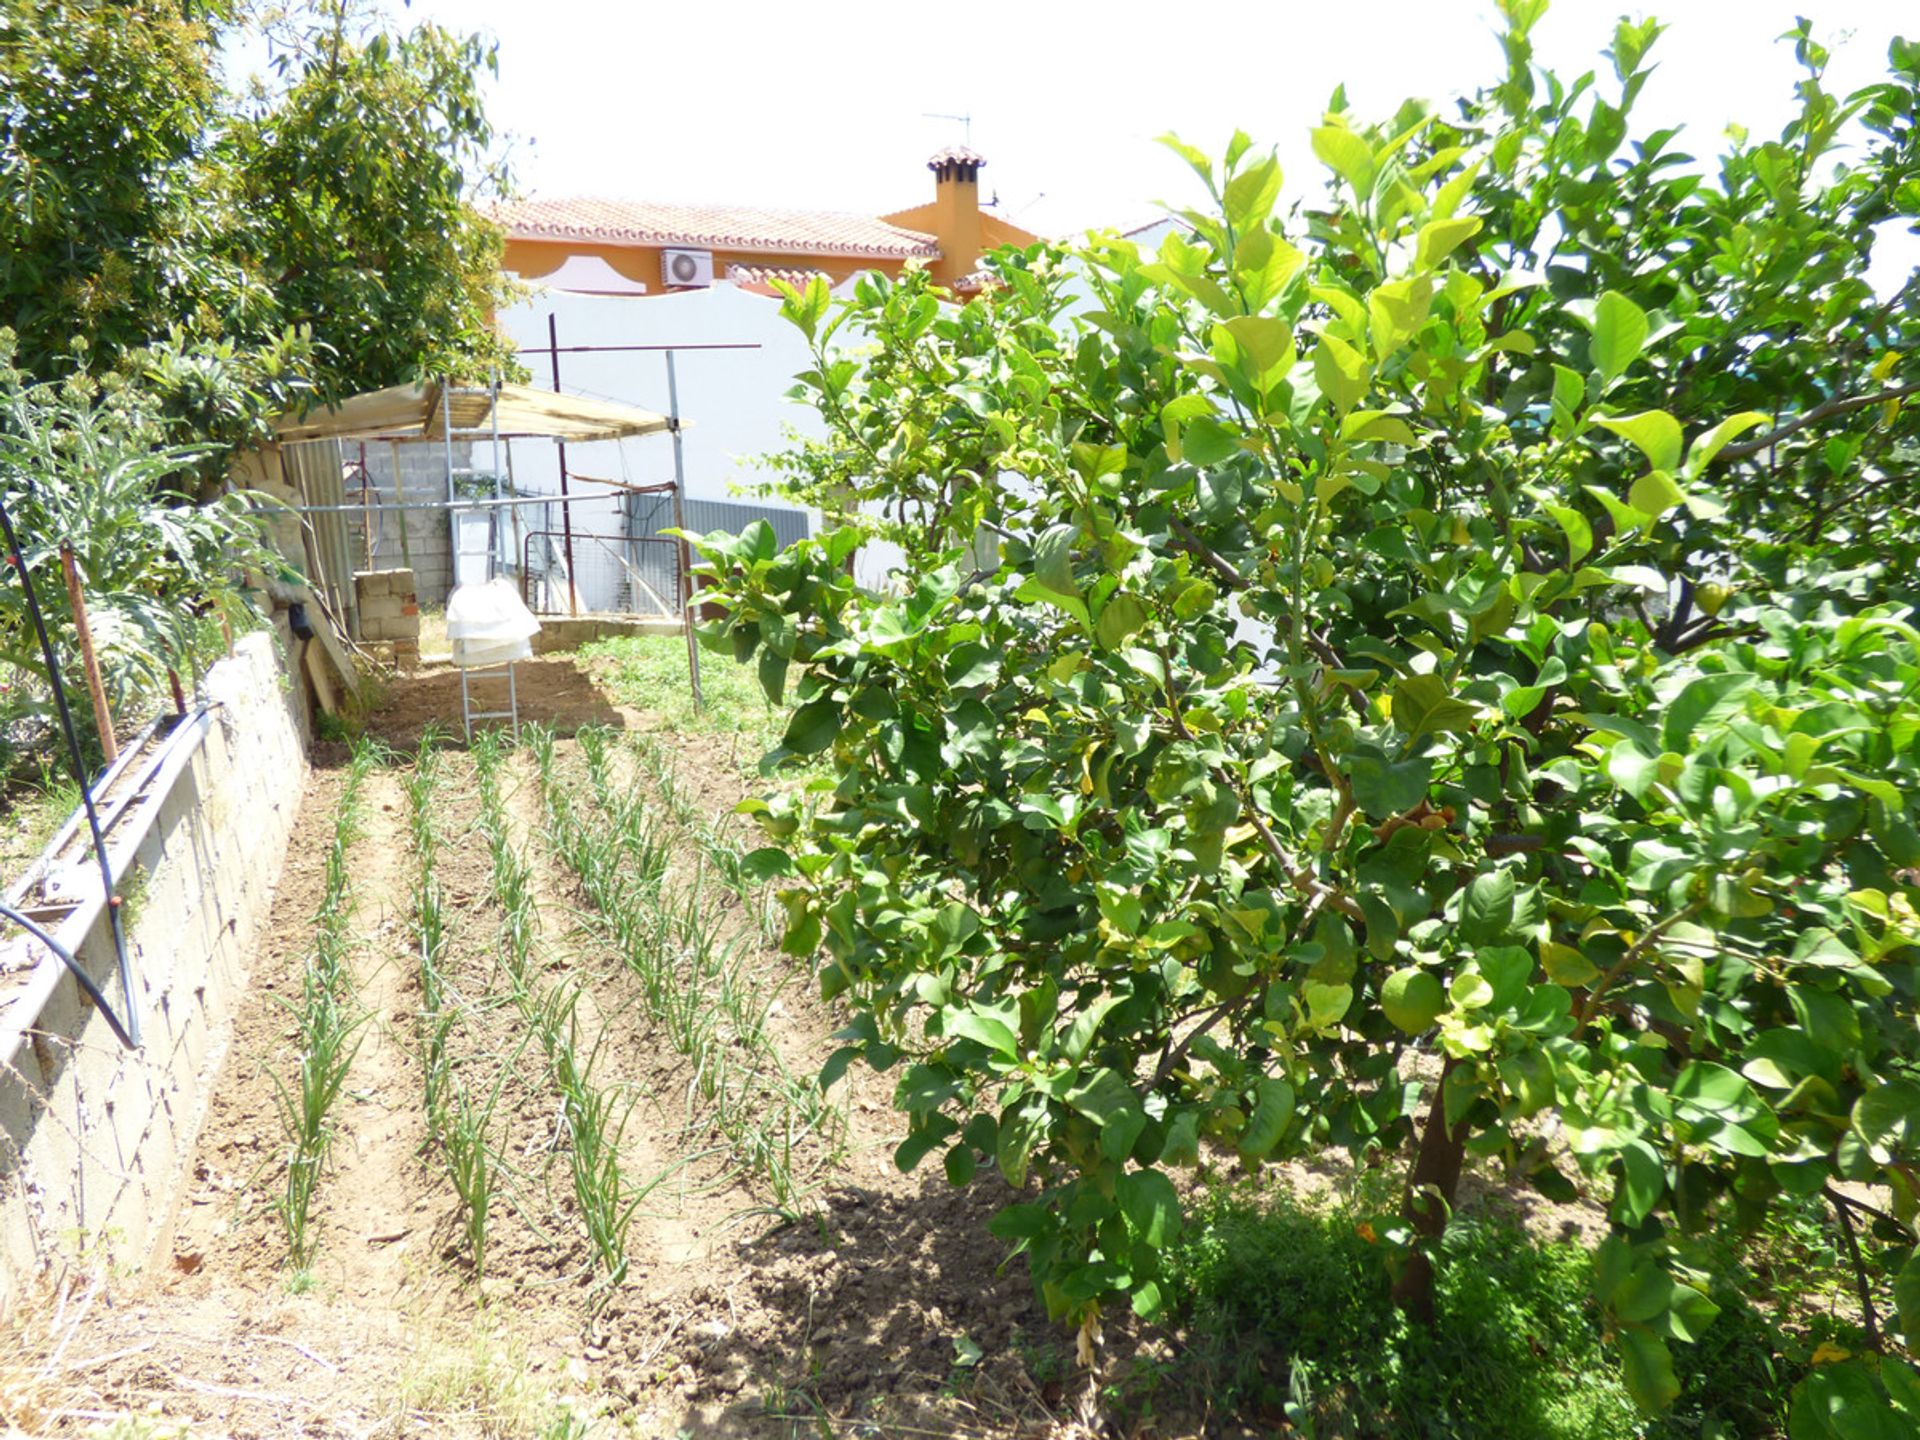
[926,146,986,288]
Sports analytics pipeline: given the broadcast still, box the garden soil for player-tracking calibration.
[3,662,1077,1439]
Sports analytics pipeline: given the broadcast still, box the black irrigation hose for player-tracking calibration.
[0,493,140,1049]
[0,903,135,1050]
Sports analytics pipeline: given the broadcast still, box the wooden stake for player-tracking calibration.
[59,546,117,764]
[388,441,414,569]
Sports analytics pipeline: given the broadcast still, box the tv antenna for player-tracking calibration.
[922,111,972,144]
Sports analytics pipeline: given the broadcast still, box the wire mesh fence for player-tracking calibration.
[515,491,809,616]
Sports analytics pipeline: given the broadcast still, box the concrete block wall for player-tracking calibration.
[0,632,307,1310]
[348,442,470,605]
[354,567,420,664]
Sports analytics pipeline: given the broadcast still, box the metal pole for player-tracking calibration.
[489,367,503,582]
[440,380,457,592]
[440,379,456,507]
[515,341,763,356]
[263,493,602,516]
[665,351,703,712]
[548,313,578,616]
[358,441,373,570]
[506,438,523,601]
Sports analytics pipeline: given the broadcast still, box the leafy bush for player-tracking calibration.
[694,4,1920,1427]
[1156,1181,1842,1439]
[0,344,289,756]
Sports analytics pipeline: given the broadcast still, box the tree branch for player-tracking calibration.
[1826,1186,1885,1353]
[1573,899,1706,1030]
[1715,381,1920,464]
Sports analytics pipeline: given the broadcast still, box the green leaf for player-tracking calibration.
[1619,1327,1680,1412]
[1218,314,1295,389]
[1627,469,1686,517]
[1368,277,1434,361]
[782,699,841,756]
[1223,154,1282,230]
[895,1114,960,1171]
[1684,411,1769,477]
[1066,1068,1148,1161]
[1461,868,1517,945]
[1590,292,1649,383]
[1854,1079,1920,1164]
[1346,748,1431,819]
[1542,942,1601,986]
[740,847,793,882]
[1313,334,1372,416]
[1542,500,1594,565]
[1605,740,1661,801]
[1311,126,1375,194]
[1063,994,1124,1063]
[1895,1249,1920,1344]
[1116,1169,1183,1247]
[1614,1140,1666,1227]
[1033,523,1081,598]
[1238,1077,1296,1159]
[1392,673,1478,740]
[1180,414,1243,466]
[1661,672,1755,753]
[1594,410,1683,472]
[1095,592,1150,650]
[947,1007,1019,1059]
[1359,892,1400,962]
[1416,215,1483,268]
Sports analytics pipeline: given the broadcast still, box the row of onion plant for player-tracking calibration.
[532,725,836,1213]
[624,731,777,940]
[470,731,647,1288]
[272,739,379,1270]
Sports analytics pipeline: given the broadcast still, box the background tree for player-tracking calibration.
[0,0,271,388]
[223,0,515,406]
[0,0,514,455]
[0,0,515,746]
[697,4,1920,1427]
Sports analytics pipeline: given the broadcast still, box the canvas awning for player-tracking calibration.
[272,379,673,444]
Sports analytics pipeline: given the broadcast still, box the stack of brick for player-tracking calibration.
[354,568,420,667]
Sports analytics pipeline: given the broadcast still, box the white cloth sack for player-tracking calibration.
[446,579,540,667]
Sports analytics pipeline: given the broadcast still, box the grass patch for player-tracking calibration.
[578,634,786,751]
[1127,1180,1843,1440]
[0,768,77,878]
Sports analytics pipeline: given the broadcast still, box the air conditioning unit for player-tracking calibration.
[661,248,714,288]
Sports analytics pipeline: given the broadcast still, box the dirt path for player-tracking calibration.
[310,770,440,1308]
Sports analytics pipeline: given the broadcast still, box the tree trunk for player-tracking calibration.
[1392,1056,1468,1325]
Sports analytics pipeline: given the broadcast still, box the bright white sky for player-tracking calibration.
[353,0,1915,252]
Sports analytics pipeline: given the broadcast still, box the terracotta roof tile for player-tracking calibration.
[493,198,940,260]
[927,144,987,171]
[726,263,834,291]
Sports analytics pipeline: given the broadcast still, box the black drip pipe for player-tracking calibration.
[0,903,135,1050]
[0,493,141,1049]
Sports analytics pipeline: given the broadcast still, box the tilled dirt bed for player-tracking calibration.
[9,661,1066,1439]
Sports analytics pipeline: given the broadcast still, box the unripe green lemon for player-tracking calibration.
[1381,967,1445,1035]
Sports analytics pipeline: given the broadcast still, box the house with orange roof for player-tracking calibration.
[494,147,1040,297]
